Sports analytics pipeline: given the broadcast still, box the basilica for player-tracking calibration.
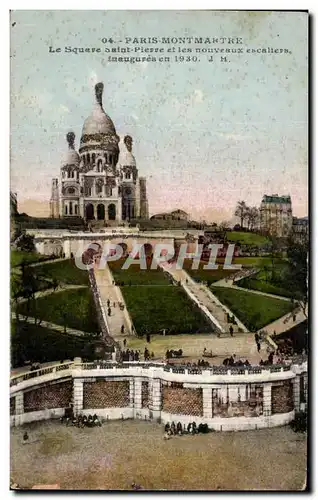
[50,82,149,223]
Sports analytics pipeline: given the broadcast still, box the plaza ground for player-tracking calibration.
[10,420,307,490]
[124,332,267,365]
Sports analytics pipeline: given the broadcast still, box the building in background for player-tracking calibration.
[292,216,308,244]
[259,194,293,237]
[50,82,149,223]
[150,209,189,221]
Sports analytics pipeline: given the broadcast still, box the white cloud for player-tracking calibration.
[88,70,99,88]
[193,89,204,103]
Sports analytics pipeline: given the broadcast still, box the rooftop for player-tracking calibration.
[262,194,291,204]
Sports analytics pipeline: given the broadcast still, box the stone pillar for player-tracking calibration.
[150,377,161,420]
[14,391,24,426]
[63,239,71,258]
[293,376,300,413]
[133,378,142,414]
[129,379,135,408]
[203,387,212,419]
[263,383,272,417]
[73,379,83,416]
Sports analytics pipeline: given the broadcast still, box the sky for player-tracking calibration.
[10,10,308,221]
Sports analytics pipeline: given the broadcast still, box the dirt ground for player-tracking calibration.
[10,420,307,491]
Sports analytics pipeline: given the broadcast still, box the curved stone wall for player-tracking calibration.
[10,359,307,431]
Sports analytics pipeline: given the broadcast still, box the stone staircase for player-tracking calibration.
[160,263,248,335]
[94,265,133,340]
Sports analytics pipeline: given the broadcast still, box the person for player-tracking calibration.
[144,347,150,361]
[171,421,176,435]
[121,325,125,334]
[107,299,110,308]
[108,308,111,316]
[113,302,116,308]
[135,350,139,361]
[23,431,29,442]
[229,325,234,337]
[177,422,183,435]
[123,338,127,347]
[146,333,151,343]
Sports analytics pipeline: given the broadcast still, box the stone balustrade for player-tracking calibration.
[10,359,307,431]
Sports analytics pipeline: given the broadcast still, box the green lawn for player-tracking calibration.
[121,285,211,335]
[238,263,293,298]
[35,259,89,286]
[226,231,269,246]
[11,321,96,368]
[16,288,99,333]
[211,286,293,331]
[238,275,293,298]
[109,258,173,286]
[183,259,239,284]
[11,250,49,268]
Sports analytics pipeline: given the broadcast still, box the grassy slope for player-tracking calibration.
[226,231,269,246]
[16,288,99,333]
[211,286,293,331]
[11,250,48,268]
[121,285,211,334]
[11,321,95,368]
[34,259,89,286]
[109,260,211,334]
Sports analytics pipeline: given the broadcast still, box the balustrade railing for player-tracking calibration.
[10,359,300,388]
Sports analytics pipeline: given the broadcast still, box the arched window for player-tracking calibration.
[125,172,130,179]
[65,204,68,215]
[98,159,103,172]
[69,201,73,215]
[92,153,96,165]
[67,187,75,195]
[75,204,78,215]
[83,155,86,166]
[109,154,112,164]
[96,182,103,195]
[87,153,90,164]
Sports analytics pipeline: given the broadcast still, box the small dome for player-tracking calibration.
[63,132,80,166]
[119,150,136,167]
[81,83,116,137]
[119,135,136,167]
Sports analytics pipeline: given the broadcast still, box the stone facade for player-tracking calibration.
[271,380,294,414]
[83,380,130,409]
[260,194,293,237]
[162,384,203,416]
[23,380,73,413]
[10,361,307,431]
[50,83,148,223]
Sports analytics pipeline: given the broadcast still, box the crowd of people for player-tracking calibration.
[163,421,209,439]
[60,412,102,428]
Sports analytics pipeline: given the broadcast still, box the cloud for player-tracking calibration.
[59,104,70,114]
[88,70,99,88]
[193,89,204,103]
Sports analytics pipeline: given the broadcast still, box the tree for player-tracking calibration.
[248,207,259,231]
[234,201,247,229]
[14,232,35,253]
[284,238,308,318]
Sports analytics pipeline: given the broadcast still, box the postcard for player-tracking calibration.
[10,10,308,491]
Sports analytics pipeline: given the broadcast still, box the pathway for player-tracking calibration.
[212,280,291,301]
[11,312,89,338]
[30,257,68,267]
[160,263,248,334]
[14,284,87,304]
[94,265,132,340]
[258,306,308,337]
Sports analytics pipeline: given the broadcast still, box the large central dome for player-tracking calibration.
[81,82,116,137]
